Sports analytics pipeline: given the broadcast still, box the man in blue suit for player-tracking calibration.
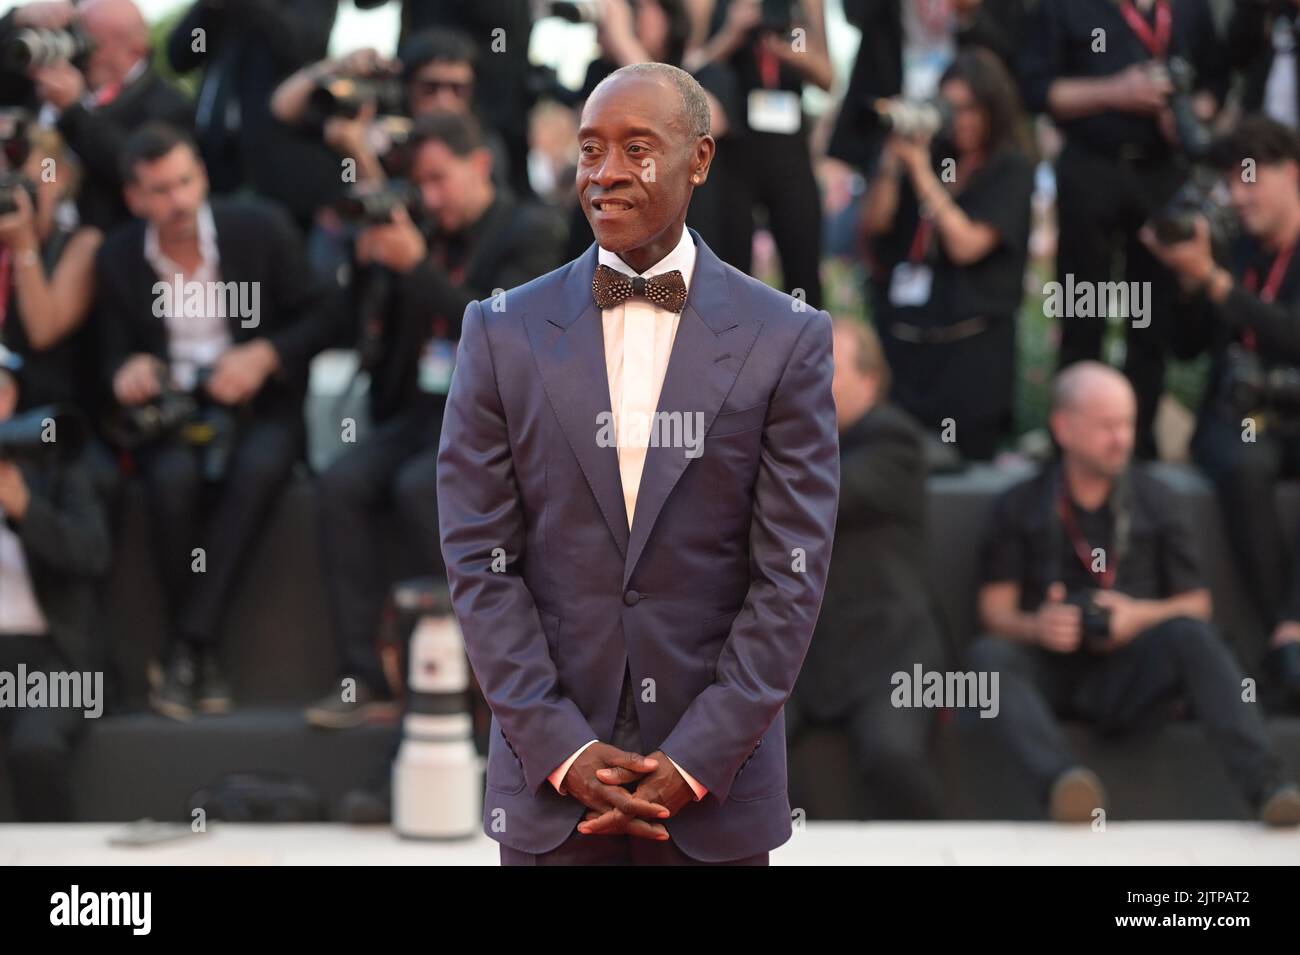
[436,62,840,865]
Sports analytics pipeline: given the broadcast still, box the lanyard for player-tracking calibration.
[1242,238,1296,350]
[1120,0,1173,61]
[755,37,779,89]
[1057,487,1118,589]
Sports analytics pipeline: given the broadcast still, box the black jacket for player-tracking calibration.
[1229,0,1300,116]
[4,452,111,674]
[166,0,342,223]
[95,197,338,419]
[356,187,567,424]
[790,402,946,722]
[55,62,193,231]
[826,0,1026,174]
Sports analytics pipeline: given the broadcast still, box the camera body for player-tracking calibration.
[1224,344,1300,424]
[1148,166,1238,249]
[307,75,404,123]
[109,368,238,482]
[1064,590,1113,652]
[333,180,418,227]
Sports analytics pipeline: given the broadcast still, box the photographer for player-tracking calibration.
[304,110,565,728]
[860,47,1033,460]
[0,366,111,821]
[0,120,101,414]
[4,0,192,231]
[97,124,337,721]
[966,361,1300,826]
[1227,0,1300,129]
[1019,0,1227,459]
[165,0,341,232]
[688,0,832,307]
[1142,116,1300,713]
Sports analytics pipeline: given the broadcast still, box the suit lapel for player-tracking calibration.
[525,227,761,588]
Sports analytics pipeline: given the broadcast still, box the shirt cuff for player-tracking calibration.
[548,739,598,795]
[666,755,708,800]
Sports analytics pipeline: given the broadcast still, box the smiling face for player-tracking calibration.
[577,72,714,271]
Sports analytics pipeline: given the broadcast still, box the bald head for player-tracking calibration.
[80,0,149,90]
[588,63,711,142]
[1051,362,1137,477]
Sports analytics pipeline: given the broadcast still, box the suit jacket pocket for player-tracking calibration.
[707,402,767,438]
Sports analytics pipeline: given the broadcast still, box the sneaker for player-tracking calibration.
[304,681,399,729]
[197,650,232,714]
[149,645,198,722]
[1258,781,1300,827]
[1048,767,1107,823]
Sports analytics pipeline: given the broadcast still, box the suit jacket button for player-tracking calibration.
[624,590,641,606]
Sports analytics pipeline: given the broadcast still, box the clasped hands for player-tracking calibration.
[559,743,695,840]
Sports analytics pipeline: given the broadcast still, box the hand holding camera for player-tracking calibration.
[113,353,166,408]
[1036,582,1083,653]
[355,203,427,274]
[1109,62,1173,116]
[0,458,30,519]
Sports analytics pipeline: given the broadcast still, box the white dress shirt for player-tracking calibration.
[0,504,50,636]
[144,202,232,393]
[546,226,708,802]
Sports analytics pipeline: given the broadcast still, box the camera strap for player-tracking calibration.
[1120,0,1173,61]
[1047,462,1130,591]
[1241,237,1297,351]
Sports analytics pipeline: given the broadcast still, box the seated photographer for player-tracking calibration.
[0,121,101,414]
[1142,115,1300,714]
[96,123,337,721]
[966,361,1300,826]
[0,366,111,821]
[304,109,565,728]
[6,0,191,231]
[785,317,945,819]
[860,47,1033,461]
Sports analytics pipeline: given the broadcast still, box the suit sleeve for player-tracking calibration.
[659,309,840,805]
[437,299,599,796]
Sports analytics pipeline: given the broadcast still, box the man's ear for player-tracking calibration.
[473,146,494,184]
[691,134,716,186]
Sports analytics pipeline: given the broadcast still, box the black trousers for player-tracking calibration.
[712,129,824,310]
[0,635,87,821]
[1193,408,1300,645]
[785,687,943,820]
[316,407,445,693]
[1054,141,1182,459]
[136,414,302,648]
[965,618,1285,808]
[499,665,770,865]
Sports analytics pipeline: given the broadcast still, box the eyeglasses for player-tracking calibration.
[412,78,473,99]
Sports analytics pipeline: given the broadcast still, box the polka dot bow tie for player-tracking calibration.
[592,263,688,313]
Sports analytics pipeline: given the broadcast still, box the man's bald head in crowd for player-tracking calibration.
[80,0,150,91]
[1050,362,1138,478]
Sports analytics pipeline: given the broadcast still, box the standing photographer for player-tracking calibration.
[304,110,565,728]
[966,361,1300,826]
[1142,116,1300,713]
[1019,0,1227,459]
[0,366,110,821]
[97,124,336,721]
[860,47,1033,460]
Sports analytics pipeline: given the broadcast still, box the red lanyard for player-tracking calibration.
[1058,489,1118,589]
[755,39,779,90]
[1120,0,1173,61]
[1242,238,1296,350]
[908,217,935,263]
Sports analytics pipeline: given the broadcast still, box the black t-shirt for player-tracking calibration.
[870,145,1035,326]
[981,464,1205,610]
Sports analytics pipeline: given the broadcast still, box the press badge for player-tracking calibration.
[418,337,456,394]
[888,263,934,307]
[747,89,801,134]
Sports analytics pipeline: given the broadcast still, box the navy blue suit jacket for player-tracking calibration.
[436,228,840,861]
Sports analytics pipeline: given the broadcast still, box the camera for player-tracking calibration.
[307,75,404,123]
[333,180,417,227]
[1064,591,1113,652]
[0,404,86,464]
[1223,344,1300,423]
[1167,57,1213,163]
[107,367,238,482]
[4,26,95,72]
[874,97,953,141]
[1147,166,1237,249]
[0,108,32,170]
